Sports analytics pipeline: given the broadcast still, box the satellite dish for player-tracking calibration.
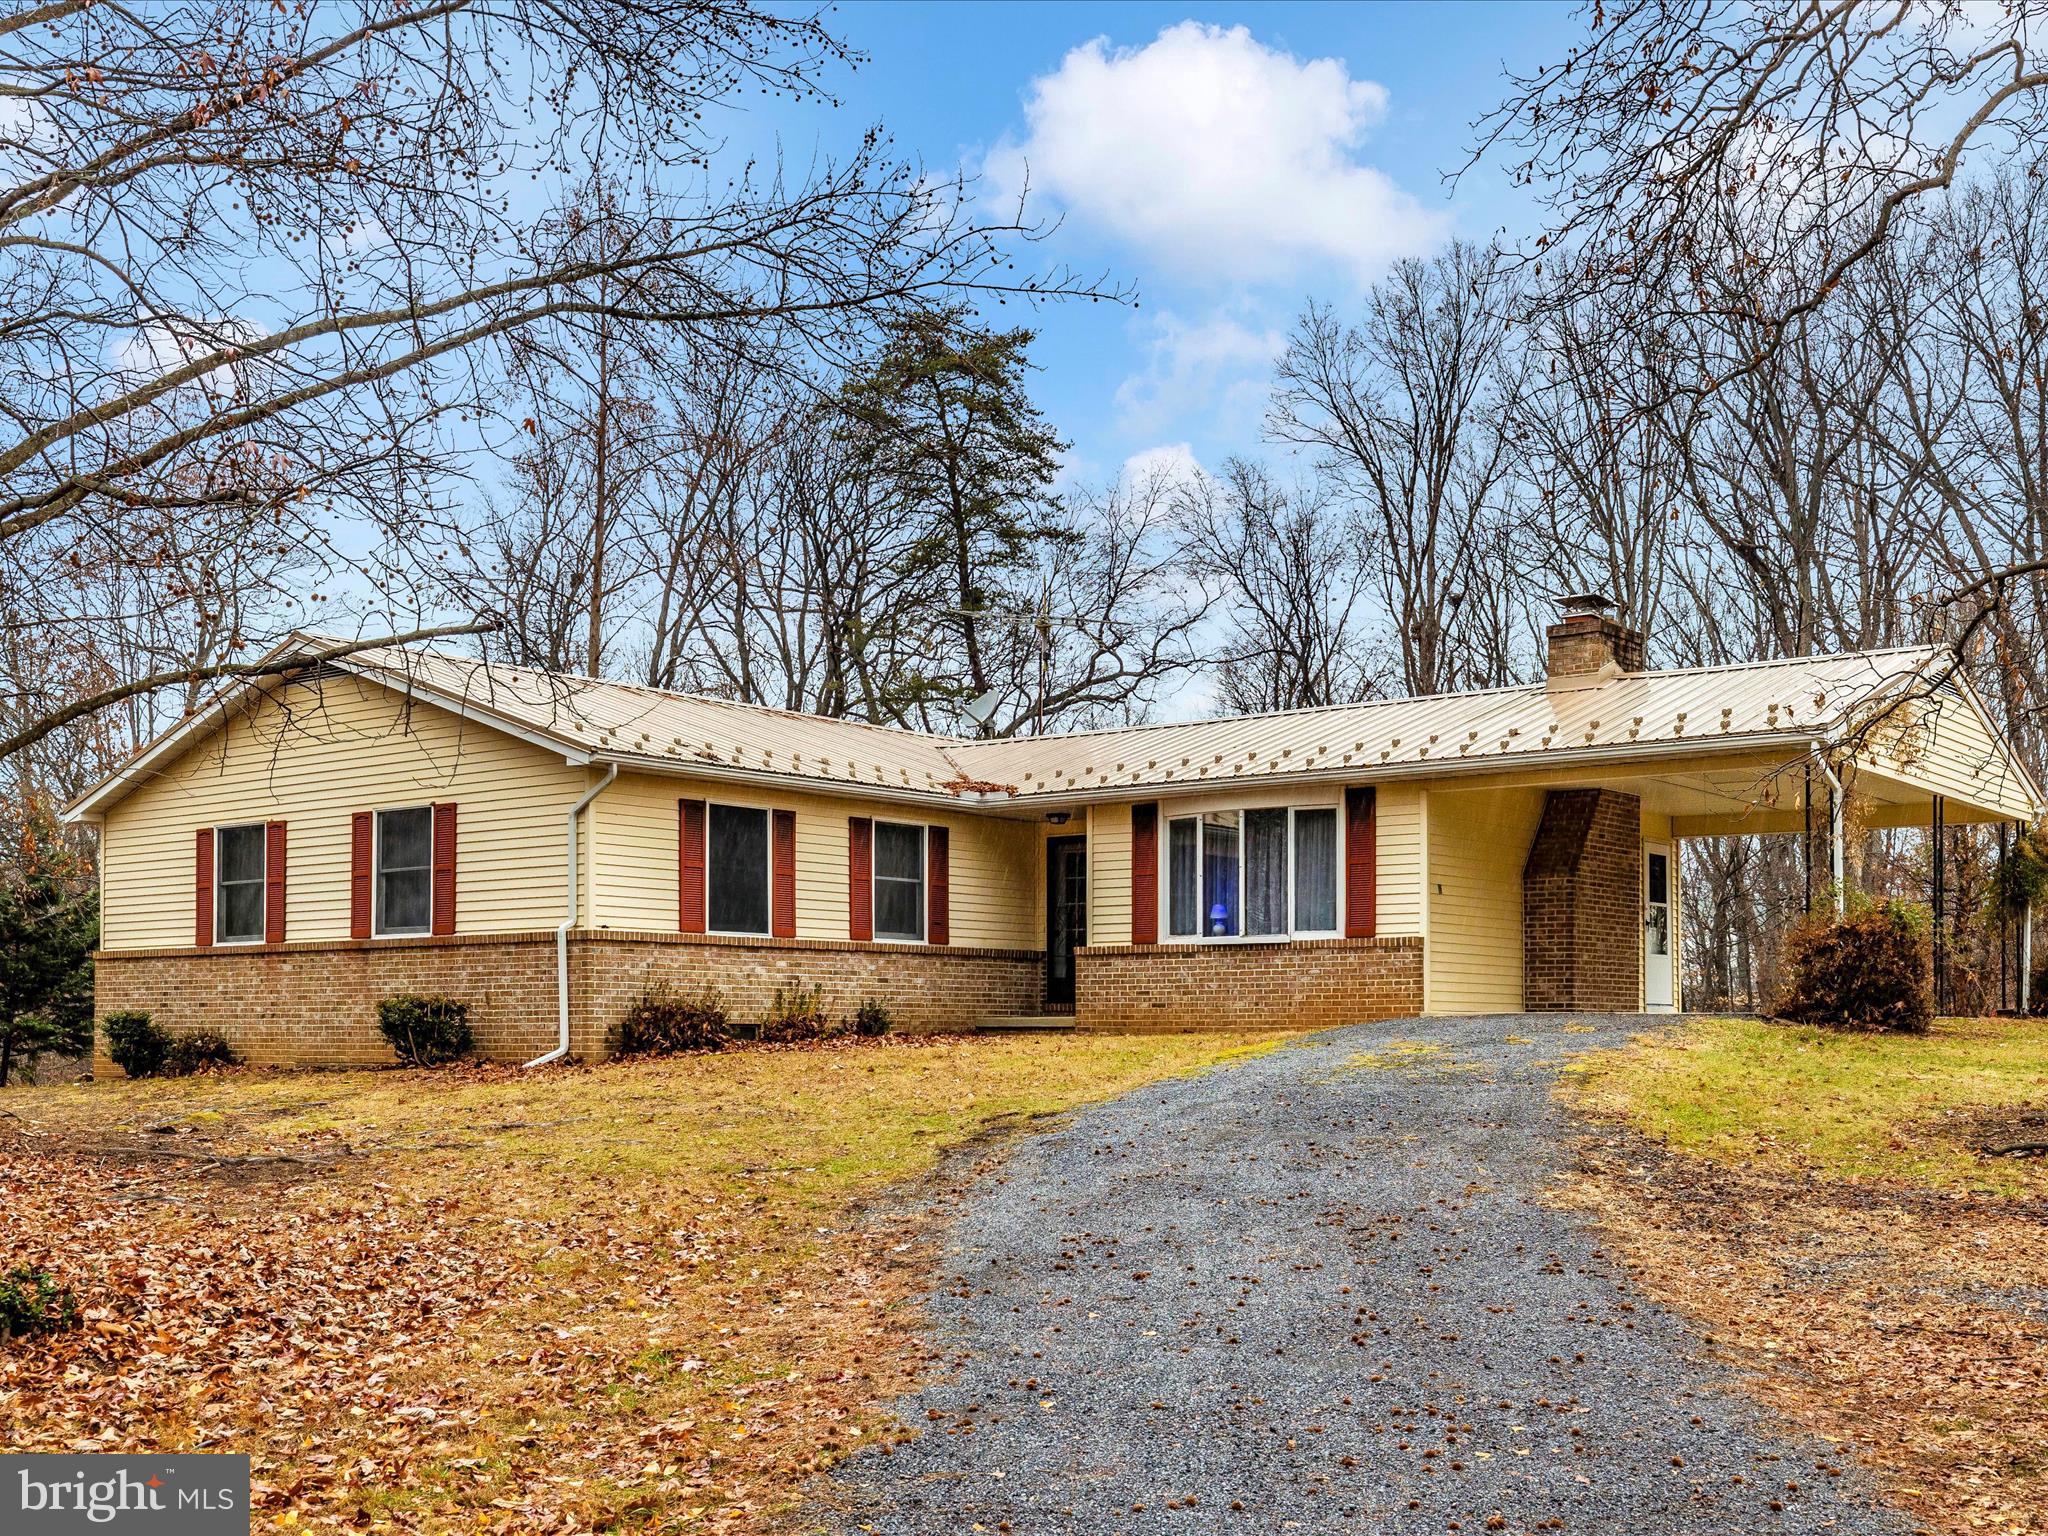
[963,688,1001,727]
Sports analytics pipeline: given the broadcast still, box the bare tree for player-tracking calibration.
[1269,242,1525,695]
[1474,0,2048,373]
[1178,459,1383,712]
[0,0,1120,778]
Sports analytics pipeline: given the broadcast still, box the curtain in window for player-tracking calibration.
[1201,811,1240,937]
[707,804,770,934]
[377,807,433,934]
[1245,809,1288,936]
[873,822,925,940]
[1168,817,1198,937]
[1293,807,1338,933]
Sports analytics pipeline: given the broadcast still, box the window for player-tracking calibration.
[376,806,433,936]
[707,803,770,935]
[1168,816,1199,937]
[1292,808,1338,933]
[1165,805,1341,941]
[873,821,926,942]
[215,823,266,943]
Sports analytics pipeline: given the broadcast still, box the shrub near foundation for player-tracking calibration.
[613,989,733,1056]
[1775,900,1933,1034]
[162,1029,242,1076]
[103,1010,171,1078]
[375,995,474,1066]
[757,981,836,1043]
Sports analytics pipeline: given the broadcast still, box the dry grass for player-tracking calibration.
[1,1031,1279,1533]
[1567,1013,2048,1193]
[1561,1015,2048,1536]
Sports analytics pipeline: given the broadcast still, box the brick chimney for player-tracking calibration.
[1546,593,1645,683]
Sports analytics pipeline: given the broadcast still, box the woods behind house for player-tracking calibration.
[9,0,2048,1057]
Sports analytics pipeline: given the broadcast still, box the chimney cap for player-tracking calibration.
[1559,591,1622,619]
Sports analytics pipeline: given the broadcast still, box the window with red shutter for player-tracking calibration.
[1130,803,1159,944]
[1344,786,1377,937]
[194,827,215,948]
[771,809,796,938]
[264,820,287,944]
[927,825,950,946]
[430,802,457,935]
[678,799,707,933]
[349,812,373,938]
[848,817,873,941]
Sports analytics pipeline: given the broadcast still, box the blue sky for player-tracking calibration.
[756,1,1578,484]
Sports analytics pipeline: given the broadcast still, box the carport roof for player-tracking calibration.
[63,635,2043,822]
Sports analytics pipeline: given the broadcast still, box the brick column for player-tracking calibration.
[1522,789,1643,1010]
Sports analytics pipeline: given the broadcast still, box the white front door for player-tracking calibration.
[1643,841,1675,1010]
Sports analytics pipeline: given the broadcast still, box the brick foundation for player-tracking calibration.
[92,931,1044,1070]
[1522,789,1642,1011]
[1073,937,1424,1032]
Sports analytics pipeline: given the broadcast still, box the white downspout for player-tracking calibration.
[526,762,618,1069]
[1811,746,1846,920]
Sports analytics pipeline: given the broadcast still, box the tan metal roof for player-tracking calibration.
[950,647,1966,799]
[64,635,2037,818]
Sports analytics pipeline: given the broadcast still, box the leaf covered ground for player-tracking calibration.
[0,1031,1276,1532]
[1562,1016,2048,1536]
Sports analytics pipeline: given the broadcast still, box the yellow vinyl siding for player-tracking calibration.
[98,673,588,949]
[1088,802,1133,947]
[1373,784,1425,937]
[1424,786,1546,1015]
[1863,682,2037,820]
[590,770,1041,949]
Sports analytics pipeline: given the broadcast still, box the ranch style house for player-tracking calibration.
[64,597,2042,1066]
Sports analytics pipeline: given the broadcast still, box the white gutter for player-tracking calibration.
[525,761,618,1069]
[1811,743,1847,920]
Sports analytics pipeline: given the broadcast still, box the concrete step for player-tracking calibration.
[974,1015,1078,1034]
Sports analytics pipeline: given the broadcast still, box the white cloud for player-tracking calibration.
[1121,441,1204,490]
[989,22,1448,285]
[1114,310,1283,436]
[114,316,264,399]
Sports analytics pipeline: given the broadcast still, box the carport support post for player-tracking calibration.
[1999,821,2011,1013]
[1933,795,1947,1015]
[2025,904,2035,1015]
[1814,751,1845,920]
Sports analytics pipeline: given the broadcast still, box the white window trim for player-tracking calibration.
[704,801,775,939]
[213,821,268,946]
[1159,797,1345,944]
[373,804,434,939]
[871,818,929,945]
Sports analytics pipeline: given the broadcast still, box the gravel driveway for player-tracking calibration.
[821,1014,1906,1535]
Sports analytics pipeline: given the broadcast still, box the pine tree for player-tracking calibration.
[0,822,98,1087]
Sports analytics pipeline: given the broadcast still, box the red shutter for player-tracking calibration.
[678,799,706,933]
[194,827,215,948]
[848,817,873,941]
[1130,802,1159,945]
[771,809,797,938]
[264,820,287,944]
[1345,786,1377,938]
[928,825,950,946]
[350,812,373,938]
[431,801,457,936]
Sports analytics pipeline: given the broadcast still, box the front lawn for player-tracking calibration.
[1562,1015,2048,1536]
[1568,1012,2048,1192]
[0,1031,1277,1533]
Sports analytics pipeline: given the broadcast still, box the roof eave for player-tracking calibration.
[990,730,1836,807]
